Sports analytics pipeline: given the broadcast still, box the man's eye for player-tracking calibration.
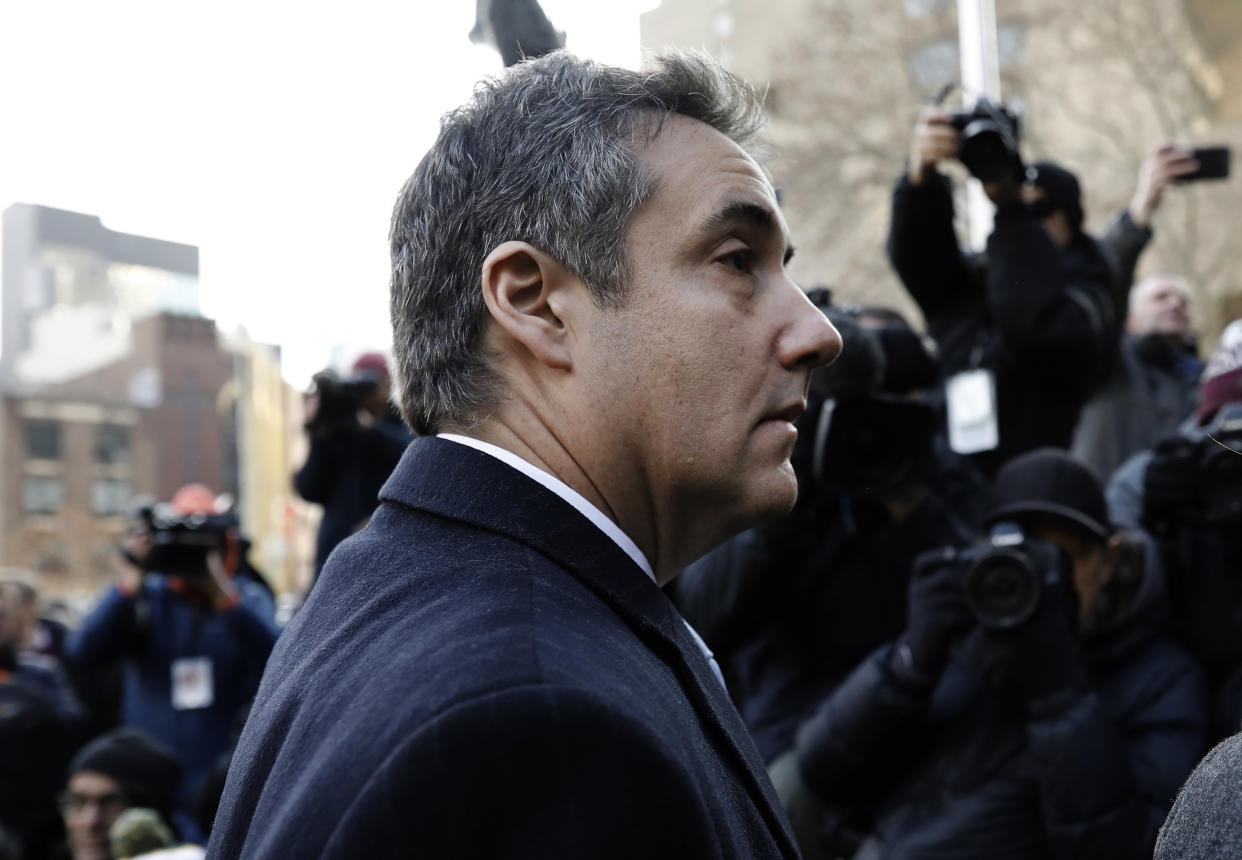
[720,250,754,272]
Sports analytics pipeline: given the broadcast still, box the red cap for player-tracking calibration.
[352,351,389,379]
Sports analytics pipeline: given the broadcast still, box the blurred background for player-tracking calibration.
[0,0,1238,608]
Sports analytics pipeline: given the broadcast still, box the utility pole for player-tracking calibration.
[958,0,1002,250]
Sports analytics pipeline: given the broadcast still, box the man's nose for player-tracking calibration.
[779,284,843,370]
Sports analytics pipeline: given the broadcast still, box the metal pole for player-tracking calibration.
[958,0,1002,250]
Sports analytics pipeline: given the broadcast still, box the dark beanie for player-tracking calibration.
[986,448,1111,540]
[68,729,181,820]
[1028,161,1084,230]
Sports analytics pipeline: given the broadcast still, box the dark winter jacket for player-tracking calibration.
[675,493,971,762]
[886,173,1118,476]
[65,577,280,806]
[1073,210,1201,482]
[294,414,412,578]
[793,533,1207,859]
[1106,410,1242,738]
[0,681,77,859]
[1073,333,1201,482]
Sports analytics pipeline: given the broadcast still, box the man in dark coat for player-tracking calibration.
[887,108,1118,476]
[1073,143,1204,481]
[293,351,413,580]
[207,50,841,858]
[1071,271,1202,482]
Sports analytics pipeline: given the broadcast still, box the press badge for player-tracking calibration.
[946,368,999,454]
[171,657,215,710]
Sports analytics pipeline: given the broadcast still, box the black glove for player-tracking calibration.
[893,547,975,686]
[974,544,1085,707]
[1142,438,1199,530]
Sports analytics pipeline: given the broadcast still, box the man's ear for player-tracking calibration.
[480,241,580,371]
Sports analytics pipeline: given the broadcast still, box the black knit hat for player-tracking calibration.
[67,728,181,820]
[1027,161,1084,231]
[986,448,1111,540]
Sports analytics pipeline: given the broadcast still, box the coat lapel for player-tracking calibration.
[379,437,799,856]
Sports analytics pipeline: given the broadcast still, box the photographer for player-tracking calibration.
[65,485,279,836]
[294,351,413,580]
[784,449,1206,859]
[671,307,973,763]
[1107,320,1242,738]
[1073,143,1205,480]
[888,105,1118,477]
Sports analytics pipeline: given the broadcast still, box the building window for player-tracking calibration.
[22,476,65,514]
[95,424,131,465]
[26,420,61,460]
[91,479,132,516]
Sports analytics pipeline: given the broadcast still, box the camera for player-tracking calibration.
[793,304,940,497]
[306,370,380,436]
[135,503,236,579]
[947,98,1022,183]
[1148,407,1242,525]
[961,522,1067,629]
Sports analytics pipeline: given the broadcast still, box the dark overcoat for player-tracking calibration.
[208,436,799,858]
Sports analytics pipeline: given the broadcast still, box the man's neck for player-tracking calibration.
[445,409,690,583]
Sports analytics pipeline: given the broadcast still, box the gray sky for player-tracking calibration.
[0,0,652,387]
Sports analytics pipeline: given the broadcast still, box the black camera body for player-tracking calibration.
[793,305,940,498]
[1146,405,1242,526]
[961,522,1067,629]
[139,504,235,579]
[948,98,1022,183]
[307,370,379,436]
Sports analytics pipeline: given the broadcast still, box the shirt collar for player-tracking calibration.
[436,433,655,583]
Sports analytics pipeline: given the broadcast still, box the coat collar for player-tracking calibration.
[379,436,799,856]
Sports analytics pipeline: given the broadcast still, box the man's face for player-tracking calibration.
[0,584,34,647]
[575,115,841,569]
[1024,518,1109,624]
[62,772,127,860]
[1129,275,1192,339]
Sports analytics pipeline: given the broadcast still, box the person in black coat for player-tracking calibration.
[785,449,1207,859]
[207,50,842,858]
[293,351,413,581]
[1073,143,1205,481]
[888,107,1118,476]
[671,310,974,763]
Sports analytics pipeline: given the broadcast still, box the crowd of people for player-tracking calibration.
[673,107,1242,858]
[1,47,1241,860]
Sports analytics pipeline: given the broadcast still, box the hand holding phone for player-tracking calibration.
[1179,146,1231,182]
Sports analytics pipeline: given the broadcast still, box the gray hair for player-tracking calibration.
[389,50,767,435]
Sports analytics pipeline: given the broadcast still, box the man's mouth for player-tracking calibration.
[764,401,806,426]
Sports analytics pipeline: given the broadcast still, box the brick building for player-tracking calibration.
[1,312,238,596]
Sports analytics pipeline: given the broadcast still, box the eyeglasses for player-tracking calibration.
[57,791,127,818]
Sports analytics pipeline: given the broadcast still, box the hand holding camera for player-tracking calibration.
[907,107,961,186]
[894,547,976,686]
[961,524,1084,704]
[304,369,382,438]
[1143,414,1242,528]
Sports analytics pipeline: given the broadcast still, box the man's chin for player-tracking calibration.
[743,462,800,520]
